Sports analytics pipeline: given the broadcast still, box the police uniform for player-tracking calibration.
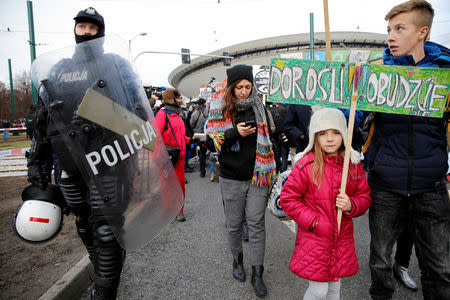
[26,8,144,299]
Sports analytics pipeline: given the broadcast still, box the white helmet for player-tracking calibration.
[12,184,65,244]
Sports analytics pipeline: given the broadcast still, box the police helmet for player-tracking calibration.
[74,7,105,44]
[12,184,66,245]
[74,7,104,29]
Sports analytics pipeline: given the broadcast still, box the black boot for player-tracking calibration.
[251,265,267,298]
[393,263,417,291]
[90,284,117,300]
[232,253,246,282]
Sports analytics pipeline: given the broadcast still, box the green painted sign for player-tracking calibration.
[268,58,450,118]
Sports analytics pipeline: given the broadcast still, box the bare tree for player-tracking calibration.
[13,71,33,120]
[0,81,12,121]
[0,71,34,121]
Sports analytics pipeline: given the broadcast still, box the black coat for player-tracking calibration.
[284,104,312,152]
[366,42,450,196]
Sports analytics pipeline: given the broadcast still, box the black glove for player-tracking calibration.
[27,161,48,189]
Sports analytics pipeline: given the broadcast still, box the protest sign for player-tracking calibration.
[269,57,450,232]
[252,65,270,94]
[199,87,215,101]
[268,58,450,118]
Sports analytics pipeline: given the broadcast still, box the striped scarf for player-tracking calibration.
[205,87,277,187]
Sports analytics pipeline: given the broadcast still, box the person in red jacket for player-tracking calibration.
[280,108,371,299]
[154,88,191,221]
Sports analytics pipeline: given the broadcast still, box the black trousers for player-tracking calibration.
[198,142,208,175]
[369,188,450,300]
[394,227,414,268]
[59,173,125,299]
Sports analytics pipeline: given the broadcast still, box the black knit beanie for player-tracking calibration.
[226,64,253,87]
[74,7,105,44]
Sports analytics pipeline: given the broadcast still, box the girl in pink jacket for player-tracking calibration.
[280,108,371,300]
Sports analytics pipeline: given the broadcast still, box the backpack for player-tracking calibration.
[190,105,208,134]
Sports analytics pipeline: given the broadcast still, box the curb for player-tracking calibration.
[38,254,94,300]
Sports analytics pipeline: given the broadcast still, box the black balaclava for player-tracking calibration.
[74,7,105,44]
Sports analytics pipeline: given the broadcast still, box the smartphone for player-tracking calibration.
[244,120,256,127]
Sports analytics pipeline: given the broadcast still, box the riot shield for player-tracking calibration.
[30,36,183,250]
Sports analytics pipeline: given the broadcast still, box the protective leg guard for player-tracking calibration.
[58,174,88,215]
[58,172,96,263]
[75,214,95,263]
[91,224,124,300]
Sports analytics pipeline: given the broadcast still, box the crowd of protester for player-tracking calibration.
[21,1,449,299]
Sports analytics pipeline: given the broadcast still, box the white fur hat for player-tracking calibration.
[293,107,360,165]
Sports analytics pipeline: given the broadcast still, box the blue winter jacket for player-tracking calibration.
[366,41,450,196]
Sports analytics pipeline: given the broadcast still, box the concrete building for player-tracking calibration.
[168,31,388,98]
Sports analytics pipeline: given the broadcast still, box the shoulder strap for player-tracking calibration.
[163,110,180,147]
[162,108,168,132]
[361,113,376,153]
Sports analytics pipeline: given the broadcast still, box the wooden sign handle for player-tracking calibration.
[337,63,361,234]
[323,0,332,61]
[337,96,356,233]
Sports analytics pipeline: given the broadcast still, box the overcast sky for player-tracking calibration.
[1,0,449,88]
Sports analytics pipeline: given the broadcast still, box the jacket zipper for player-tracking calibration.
[406,61,416,197]
[331,167,340,280]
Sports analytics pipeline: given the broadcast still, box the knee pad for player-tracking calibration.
[94,225,123,280]
[58,175,88,214]
[95,224,117,244]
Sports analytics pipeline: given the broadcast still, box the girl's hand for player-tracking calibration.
[237,122,256,137]
[336,193,352,212]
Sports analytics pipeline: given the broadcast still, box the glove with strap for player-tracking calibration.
[26,159,48,189]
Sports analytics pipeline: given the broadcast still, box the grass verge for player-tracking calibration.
[0,133,31,151]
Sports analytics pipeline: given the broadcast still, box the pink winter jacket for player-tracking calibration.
[154,108,190,158]
[280,152,371,282]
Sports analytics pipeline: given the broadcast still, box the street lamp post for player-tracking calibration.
[27,0,38,104]
[129,32,147,53]
[134,50,233,63]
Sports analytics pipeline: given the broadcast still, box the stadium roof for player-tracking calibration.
[169,31,388,98]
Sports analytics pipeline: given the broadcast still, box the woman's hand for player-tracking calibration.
[336,193,352,212]
[237,122,256,137]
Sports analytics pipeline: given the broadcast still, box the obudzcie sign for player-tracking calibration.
[268,58,450,118]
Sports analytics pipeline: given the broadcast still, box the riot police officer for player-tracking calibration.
[27,8,130,299]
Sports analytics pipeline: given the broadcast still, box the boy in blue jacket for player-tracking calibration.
[367,1,450,299]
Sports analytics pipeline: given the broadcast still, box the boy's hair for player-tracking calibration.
[385,0,434,39]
